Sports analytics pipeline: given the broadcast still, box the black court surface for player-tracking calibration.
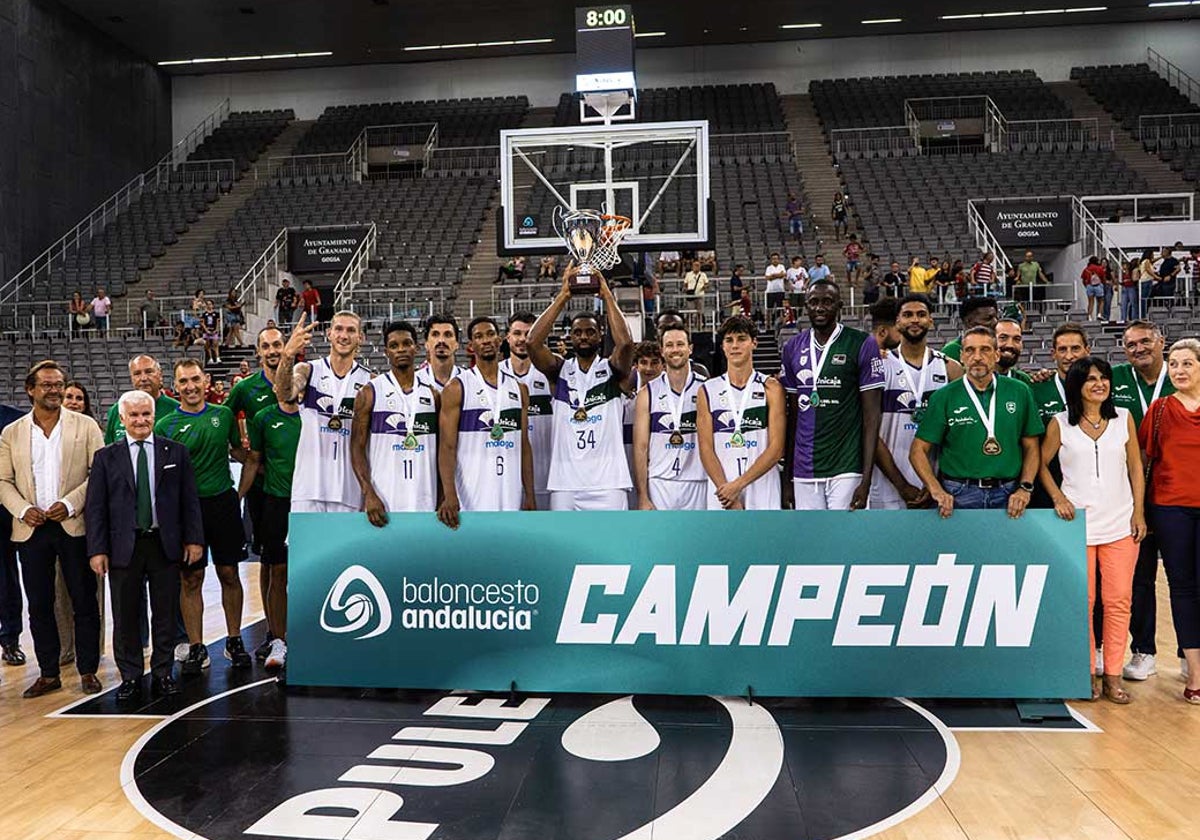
[49,621,1095,840]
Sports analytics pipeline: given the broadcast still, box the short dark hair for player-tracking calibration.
[466,316,500,340]
[1052,322,1089,348]
[633,341,663,363]
[962,325,997,346]
[173,357,204,376]
[256,325,284,346]
[658,323,690,344]
[809,278,841,296]
[508,311,536,328]
[570,311,602,330]
[383,320,419,345]
[1065,357,1116,426]
[900,293,933,312]
[1122,319,1159,338]
[25,360,64,391]
[869,296,901,327]
[718,315,758,342]
[959,296,998,321]
[423,313,460,340]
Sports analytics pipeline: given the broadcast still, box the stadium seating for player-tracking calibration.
[1072,63,1200,185]
[841,150,1149,264]
[187,109,295,175]
[554,83,785,132]
[810,70,1071,130]
[294,96,528,154]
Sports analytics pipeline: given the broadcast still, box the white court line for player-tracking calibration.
[120,678,278,840]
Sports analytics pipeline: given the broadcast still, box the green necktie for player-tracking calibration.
[135,441,152,531]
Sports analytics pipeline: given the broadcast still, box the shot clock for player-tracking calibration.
[575,5,636,93]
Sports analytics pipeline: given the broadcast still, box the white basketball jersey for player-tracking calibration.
[646,369,707,482]
[702,370,780,510]
[293,356,372,507]
[548,357,632,492]
[501,358,552,497]
[871,348,950,504]
[367,372,438,512]
[416,362,465,394]
[455,368,524,511]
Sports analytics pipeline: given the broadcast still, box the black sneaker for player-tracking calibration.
[181,643,209,676]
[254,632,275,663]
[224,636,252,669]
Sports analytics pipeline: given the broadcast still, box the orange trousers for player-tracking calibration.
[1089,536,1139,676]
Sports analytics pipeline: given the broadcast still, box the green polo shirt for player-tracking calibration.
[1110,363,1175,426]
[248,404,301,498]
[226,370,278,422]
[917,375,1043,480]
[998,367,1034,386]
[104,393,179,444]
[155,403,241,498]
[941,338,962,363]
[1029,375,1068,426]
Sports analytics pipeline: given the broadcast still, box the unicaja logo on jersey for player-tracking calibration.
[321,565,392,640]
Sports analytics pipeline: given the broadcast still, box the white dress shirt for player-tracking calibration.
[25,414,71,519]
[125,433,159,528]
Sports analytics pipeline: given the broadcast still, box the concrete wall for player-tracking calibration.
[171,20,1200,143]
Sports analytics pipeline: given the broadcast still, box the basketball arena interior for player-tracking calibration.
[0,2,1199,839]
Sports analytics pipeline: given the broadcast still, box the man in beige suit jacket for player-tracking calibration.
[0,361,105,698]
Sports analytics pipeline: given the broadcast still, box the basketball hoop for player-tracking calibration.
[593,213,634,270]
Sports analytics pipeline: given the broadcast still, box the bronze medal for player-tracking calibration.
[669,431,685,446]
[326,415,342,431]
[982,436,1002,456]
[573,407,589,422]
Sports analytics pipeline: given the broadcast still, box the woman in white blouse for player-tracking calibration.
[1039,356,1146,704]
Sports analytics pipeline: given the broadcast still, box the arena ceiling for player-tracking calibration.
[60,0,1198,75]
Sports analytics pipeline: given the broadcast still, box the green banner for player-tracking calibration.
[287,511,1089,699]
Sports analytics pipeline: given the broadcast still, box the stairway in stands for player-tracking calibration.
[114,120,312,328]
[453,106,557,323]
[753,331,783,375]
[780,94,848,280]
[1049,80,1196,198]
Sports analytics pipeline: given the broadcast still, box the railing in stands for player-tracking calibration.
[829,126,915,160]
[0,97,231,309]
[333,223,378,310]
[965,199,1014,279]
[709,132,795,163]
[153,158,238,188]
[264,122,440,183]
[1137,112,1200,148]
[1003,117,1107,152]
[234,227,288,324]
[341,287,445,321]
[1080,192,1195,222]
[426,145,500,175]
[1071,195,1130,280]
[1147,46,1200,108]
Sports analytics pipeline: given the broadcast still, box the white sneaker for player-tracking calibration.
[1094,648,1103,675]
[265,638,287,670]
[174,642,190,663]
[1182,657,1190,682]
[1123,652,1157,681]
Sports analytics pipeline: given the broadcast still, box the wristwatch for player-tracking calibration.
[1018,481,1035,493]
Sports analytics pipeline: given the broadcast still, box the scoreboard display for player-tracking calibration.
[575,5,636,93]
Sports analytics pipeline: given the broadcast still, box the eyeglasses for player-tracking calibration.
[34,382,65,391]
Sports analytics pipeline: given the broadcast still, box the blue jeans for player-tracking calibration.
[1121,286,1138,322]
[944,478,1015,510]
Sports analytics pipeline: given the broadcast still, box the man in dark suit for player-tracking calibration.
[0,403,26,674]
[86,390,204,702]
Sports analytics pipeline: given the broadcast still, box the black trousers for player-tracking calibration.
[0,532,23,646]
[245,482,265,555]
[111,533,180,681]
[18,522,99,677]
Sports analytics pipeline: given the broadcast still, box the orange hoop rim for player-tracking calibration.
[598,214,633,243]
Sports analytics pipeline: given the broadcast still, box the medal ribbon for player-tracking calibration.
[569,358,601,413]
[727,372,756,435]
[807,324,844,402]
[666,366,695,435]
[327,357,358,422]
[963,376,998,442]
[1136,365,1168,415]
[897,347,931,414]
[386,372,419,438]
[474,367,509,434]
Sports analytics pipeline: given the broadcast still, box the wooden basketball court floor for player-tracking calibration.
[1,565,1198,840]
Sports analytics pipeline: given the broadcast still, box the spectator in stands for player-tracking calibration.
[907,257,933,295]
[774,299,797,333]
[299,280,320,327]
[1140,338,1200,704]
[172,320,195,349]
[972,252,998,296]
[843,235,863,284]
[1040,356,1145,704]
[727,288,754,319]
[224,289,246,347]
[89,287,111,336]
[1120,258,1139,324]
[658,250,682,278]
[1154,245,1181,301]
[538,255,558,280]
[1136,248,1157,317]
[808,254,832,285]
[139,291,163,336]
[782,192,804,245]
[495,255,526,285]
[764,253,787,312]
[831,190,849,240]
[882,261,903,298]
[207,379,227,405]
[950,260,968,301]
[862,255,881,305]
[200,301,222,365]
[683,259,709,327]
[1016,250,1049,290]
[231,360,251,389]
[62,382,93,418]
[729,263,747,304]
[191,289,207,320]
[1081,256,1108,322]
[934,260,954,304]
[1004,264,1019,297]
[641,265,659,319]
[68,292,89,338]
[787,256,810,301]
[1103,257,1120,323]
[274,279,297,324]
[697,249,717,274]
